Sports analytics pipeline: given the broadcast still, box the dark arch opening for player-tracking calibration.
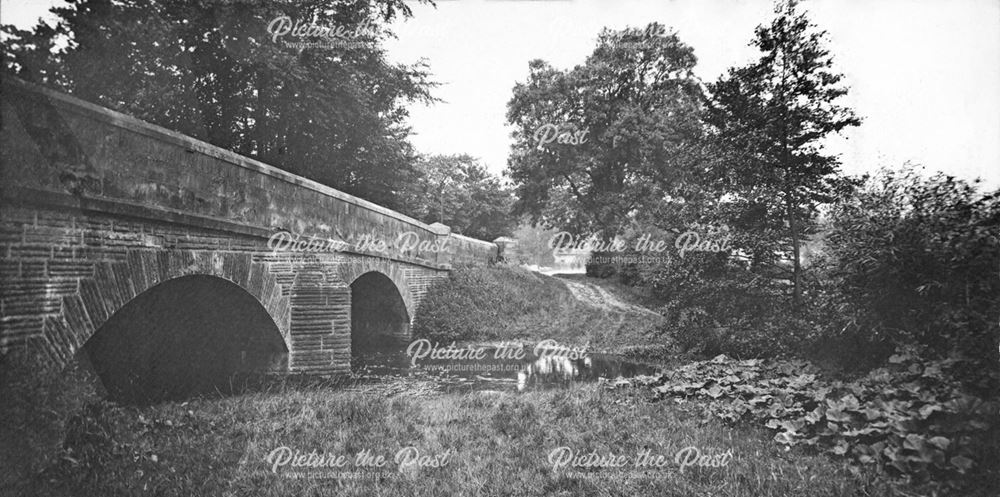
[350,272,410,364]
[78,275,287,404]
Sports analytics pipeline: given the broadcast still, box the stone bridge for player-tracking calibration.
[0,78,499,397]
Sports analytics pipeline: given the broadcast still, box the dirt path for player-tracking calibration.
[560,279,661,317]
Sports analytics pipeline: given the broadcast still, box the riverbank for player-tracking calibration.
[412,266,669,358]
[20,384,896,497]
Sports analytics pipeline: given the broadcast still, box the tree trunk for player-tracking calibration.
[787,193,802,307]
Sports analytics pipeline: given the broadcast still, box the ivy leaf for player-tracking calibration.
[831,440,850,455]
[774,431,796,445]
[862,407,883,421]
[842,427,880,437]
[804,406,825,424]
[888,353,910,364]
[705,384,725,398]
[927,436,950,450]
[903,433,924,451]
[788,374,816,389]
[917,404,943,419]
[710,354,730,364]
[720,374,742,385]
[950,455,974,472]
[826,408,851,423]
[779,419,805,434]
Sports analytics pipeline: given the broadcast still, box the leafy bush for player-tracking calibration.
[822,168,1000,375]
[584,250,619,278]
[594,167,999,373]
[626,351,999,493]
[619,246,812,359]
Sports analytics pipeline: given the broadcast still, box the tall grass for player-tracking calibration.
[0,350,101,492]
[21,384,903,497]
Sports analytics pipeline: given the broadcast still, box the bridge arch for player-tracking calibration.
[348,269,411,356]
[80,274,287,403]
[338,258,418,321]
[39,249,292,369]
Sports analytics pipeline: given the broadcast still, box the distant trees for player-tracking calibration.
[2,0,436,209]
[399,154,515,241]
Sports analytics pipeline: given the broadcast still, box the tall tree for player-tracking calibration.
[707,0,860,306]
[506,23,706,240]
[2,0,437,209]
[399,154,515,241]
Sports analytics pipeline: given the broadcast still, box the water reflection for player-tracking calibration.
[353,346,659,393]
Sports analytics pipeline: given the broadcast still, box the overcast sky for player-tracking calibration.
[3,0,998,186]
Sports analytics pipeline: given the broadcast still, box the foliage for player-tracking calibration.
[398,154,515,241]
[820,167,1000,375]
[411,267,662,351]
[0,350,101,491]
[2,0,436,209]
[585,224,816,360]
[509,223,559,267]
[590,165,1000,378]
[506,22,706,238]
[643,251,810,359]
[707,0,860,304]
[625,351,999,493]
[22,383,902,497]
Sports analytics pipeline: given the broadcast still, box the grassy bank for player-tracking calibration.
[412,266,664,354]
[19,383,898,497]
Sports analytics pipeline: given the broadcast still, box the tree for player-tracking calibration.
[506,23,707,240]
[2,0,437,209]
[707,0,860,306]
[399,154,515,241]
[510,223,559,267]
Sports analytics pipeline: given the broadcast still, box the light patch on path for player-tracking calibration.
[560,279,661,317]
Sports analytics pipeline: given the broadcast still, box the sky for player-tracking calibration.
[3,0,998,186]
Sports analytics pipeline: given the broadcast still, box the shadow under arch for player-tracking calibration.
[78,275,287,404]
[350,271,410,361]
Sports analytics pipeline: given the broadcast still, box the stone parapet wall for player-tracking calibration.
[447,233,500,266]
[1,77,467,268]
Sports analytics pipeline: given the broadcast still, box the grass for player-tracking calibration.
[19,383,898,497]
[412,266,664,354]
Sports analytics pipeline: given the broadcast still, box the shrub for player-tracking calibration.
[822,168,1000,378]
[630,351,999,493]
[584,251,618,278]
[627,245,811,359]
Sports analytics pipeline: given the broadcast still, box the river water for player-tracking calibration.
[351,346,661,392]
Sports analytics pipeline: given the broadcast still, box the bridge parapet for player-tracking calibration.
[448,232,501,266]
[1,77,496,269]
